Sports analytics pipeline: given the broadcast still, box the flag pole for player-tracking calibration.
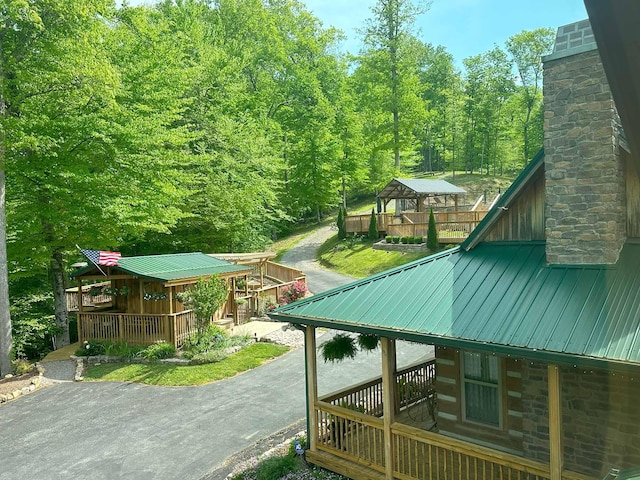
[76,245,107,276]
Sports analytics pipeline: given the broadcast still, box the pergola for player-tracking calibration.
[377,178,466,213]
[208,252,276,288]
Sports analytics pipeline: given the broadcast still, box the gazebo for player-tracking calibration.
[378,178,467,213]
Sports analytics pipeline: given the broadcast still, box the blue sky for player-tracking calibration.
[122,0,588,65]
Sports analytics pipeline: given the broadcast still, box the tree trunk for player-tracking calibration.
[51,249,70,349]
[0,33,12,374]
[0,170,12,375]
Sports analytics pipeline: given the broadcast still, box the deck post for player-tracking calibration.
[548,364,563,480]
[305,325,318,451]
[381,337,397,480]
[77,279,83,342]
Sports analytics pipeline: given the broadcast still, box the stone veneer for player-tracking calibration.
[521,362,640,477]
[543,21,626,264]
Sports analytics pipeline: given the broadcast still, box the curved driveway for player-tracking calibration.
[0,226,431,480]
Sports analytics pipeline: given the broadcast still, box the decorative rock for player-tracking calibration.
[12,390,21,398]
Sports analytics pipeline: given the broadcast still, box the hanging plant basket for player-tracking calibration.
[320,334,357,363]
[357,333,380,351]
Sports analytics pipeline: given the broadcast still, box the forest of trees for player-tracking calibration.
[0,0,555,372]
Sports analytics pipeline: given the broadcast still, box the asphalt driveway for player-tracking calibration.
[0,224,432,480]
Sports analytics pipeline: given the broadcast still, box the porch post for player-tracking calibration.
[168,286,173,315]
[381,337,397,480]
[548,364,563,480]
[77,279,83,313]
[305,325,318,451]
[139,278,144,314]
[77,279,83,342]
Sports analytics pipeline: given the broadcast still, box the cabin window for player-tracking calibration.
[461,352,501,427]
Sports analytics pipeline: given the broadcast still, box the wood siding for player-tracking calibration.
[484,169,545,242]
[435,346,524,453]
[626,150,640,238]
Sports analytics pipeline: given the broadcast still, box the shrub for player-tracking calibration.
[392,236,400,244]
[385,235,392,243]
[337,206,347,240]
[368,208,378,240]
[427,208,439,251]
[188,350,228,364]
[416,236,424,244]
[176,276,228,341]
[257,294,278,316]
[182,325,228,359]
[137,341,176,360]
[279,281,307,305]
[11,359,34,375]
[75,340,107,356]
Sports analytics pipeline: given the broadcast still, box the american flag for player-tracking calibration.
[79,248,121,267]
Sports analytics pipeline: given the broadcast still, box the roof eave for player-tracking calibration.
[269,312,640,373]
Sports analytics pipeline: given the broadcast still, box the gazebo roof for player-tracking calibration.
[72,252,250,282]
[378,178,466,200]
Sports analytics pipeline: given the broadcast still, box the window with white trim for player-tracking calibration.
[461,351,501,427]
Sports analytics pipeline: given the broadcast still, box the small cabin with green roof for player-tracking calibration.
[71,252,251,347]
[270,7,640,480]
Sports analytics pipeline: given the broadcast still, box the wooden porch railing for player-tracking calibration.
[320,359,436,417]
[391,422,551,480]
[78,310,197,348]
[315,401,386,473]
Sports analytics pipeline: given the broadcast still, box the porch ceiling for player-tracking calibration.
[270,241,640,370]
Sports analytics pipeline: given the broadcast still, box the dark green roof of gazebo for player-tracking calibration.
[72,252,249,282]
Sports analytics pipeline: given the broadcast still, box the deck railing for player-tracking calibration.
[78,310,198,347]
[315,401,386,473]
[391,423,551,480]
[346,211,487,243]
[320,359,436,417]
[265,261,305,284]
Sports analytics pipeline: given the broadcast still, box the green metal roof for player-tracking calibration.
[72,252,249,282]
[379,178,467,198]
[270,241,640,369]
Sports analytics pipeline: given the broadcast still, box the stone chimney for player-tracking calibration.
[543,20,626,264]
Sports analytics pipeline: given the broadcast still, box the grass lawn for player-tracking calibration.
[83,343,289,386]
[317,234,436,279]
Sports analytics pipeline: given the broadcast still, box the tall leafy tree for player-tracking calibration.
[505,28,555,165]
[5,2,192,348]
[358,0,429,169]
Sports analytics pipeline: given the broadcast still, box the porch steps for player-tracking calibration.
[306,449,384,480]
[214,317,235,330]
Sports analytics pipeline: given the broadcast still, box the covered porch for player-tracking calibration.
[72,252,252,347]
[303,328,591,480]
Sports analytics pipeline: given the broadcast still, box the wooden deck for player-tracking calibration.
[345,211,487,244]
